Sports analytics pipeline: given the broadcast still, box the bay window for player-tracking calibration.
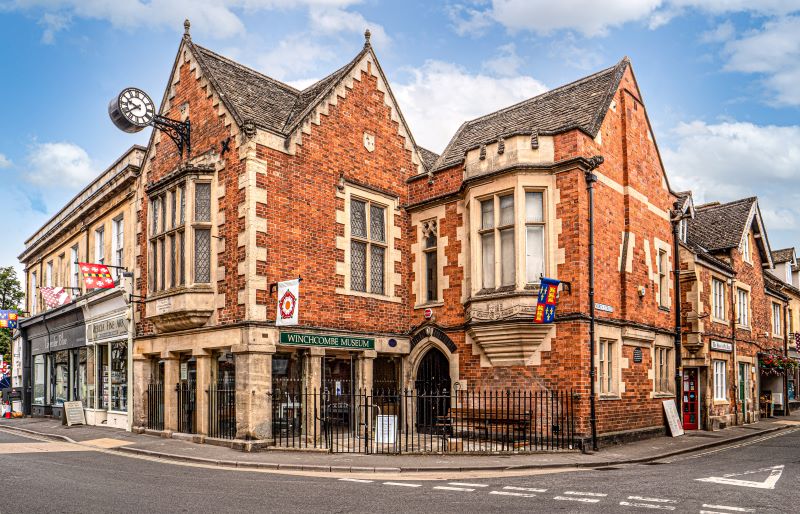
[525,191,545,284]
[479,193,515,289]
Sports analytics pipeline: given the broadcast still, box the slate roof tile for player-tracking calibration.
[687,197,756,252]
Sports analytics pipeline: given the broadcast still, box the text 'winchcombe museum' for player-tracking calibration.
[13,22,800,454]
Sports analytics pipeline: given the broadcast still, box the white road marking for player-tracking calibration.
[701,505,755,512]
[489,491,537,498]
[666,429,798,463]
[619,501,676,510]
[433,486,475,492]
[338,478,373,483]
[553,496,601,503]
[564,491,607,497]
[383,482,421,487]
[626,496,677,503]
[448,482,488,487]
[503,486,548,493]
[696,465,784,489]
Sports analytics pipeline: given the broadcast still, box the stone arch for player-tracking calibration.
[404,326,460,391]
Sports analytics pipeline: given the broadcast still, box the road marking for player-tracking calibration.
[383,482,421,487]
[433,486,474,492]
[696,465,784,489]
[626,496,677,503]
[448,482,488,487]
[564,491,607,497]
[619,501,675,510]
[666,429,798,463]
[0,442,88,454]
[338,478,373,483]
[503,486,548,493]
[490,491,537,498]
[553,496,601,503]
[701,505,755,512]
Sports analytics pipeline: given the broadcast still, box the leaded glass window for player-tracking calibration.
[195,183,211,222]
[195,229,211,283]
[350,197,387,295]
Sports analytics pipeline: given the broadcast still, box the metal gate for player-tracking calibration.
[146,381,164,430]
[176,380,197,434]
[208,381,236,439]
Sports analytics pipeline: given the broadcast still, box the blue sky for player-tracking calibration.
[1,0,800,278]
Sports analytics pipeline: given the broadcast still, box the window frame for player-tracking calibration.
[598,338,617,396]
[30,271,37,314]
[654,345,673,394]
[149,182,197,292]
[737,288,750,327]
[46,261,53,288]
[524,189,546,285]
[112,215,124,278]
[422,219,438,303]
[713,360,727,401]
[70,245,80,295]
[478,190,516,290]
[772,302,782,336]
[657,249,669,308]
[712,278,726,321]
[741,233,751,264]
[349,196,387,295]
[94,226,105,265]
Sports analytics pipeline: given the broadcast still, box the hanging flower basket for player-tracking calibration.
[759,352,799,375]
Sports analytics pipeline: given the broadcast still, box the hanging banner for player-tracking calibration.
[275,279,300,327]
[41,286,72,309]
[533,277,561,324]
[0,310,18,329]
[78,263,115,289]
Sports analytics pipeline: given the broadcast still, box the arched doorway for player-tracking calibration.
[415,347,451,431]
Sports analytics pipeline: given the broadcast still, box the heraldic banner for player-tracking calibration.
[533,277,561,324]
[78,262,115,289]
[276,279,300,327]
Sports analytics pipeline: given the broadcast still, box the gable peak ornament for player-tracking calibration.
[363,131,375,152]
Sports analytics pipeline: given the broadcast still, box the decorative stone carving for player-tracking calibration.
[497,137,505,155]
[421,218,437,239]
[531,130,539,149]
[363,132,375,152]
[479,144,486,160]
[242,119,256,139]
[468,302,530,322]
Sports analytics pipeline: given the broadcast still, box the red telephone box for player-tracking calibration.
[683,368,699,430]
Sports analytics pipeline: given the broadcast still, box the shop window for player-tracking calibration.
[85,346,96,409]
[95,226,105,265]
[525,191,545,284]
[54,350,69,406]
[33,355,45,405]
[712,278,725,320]
[598,339,617,395]
[98,344,109,409]
[773,303,782,336]
[657,249,669,308]
[713,360,727,401]
[350,198,387,294]
[110,342,128,411]
[655,346,673,394]
[737,288,750,327]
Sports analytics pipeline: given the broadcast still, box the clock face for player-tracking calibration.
[118,87,155,127]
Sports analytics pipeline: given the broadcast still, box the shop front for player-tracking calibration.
[21,304,87,419]
[84,288,132,429]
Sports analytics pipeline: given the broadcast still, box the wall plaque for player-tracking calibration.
[710,340,733,352]
[156,297,173,315]
[633,347,643,363]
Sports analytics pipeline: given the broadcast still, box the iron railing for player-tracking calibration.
[267,387,575,454]
[146,381,164,431]
[208,381,236,440]
[176,380,197,434]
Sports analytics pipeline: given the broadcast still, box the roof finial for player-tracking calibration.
[184,18,191,39]
[364,28,371,46]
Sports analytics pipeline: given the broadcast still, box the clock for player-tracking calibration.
[108,87,155,133]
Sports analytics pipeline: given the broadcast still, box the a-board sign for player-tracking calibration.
[11,400,22,413]
[374,415,397,444]
[63,401,86,427]
[662,399,684,437]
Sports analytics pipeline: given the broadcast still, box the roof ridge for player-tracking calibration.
[696,196,757,212]
[193,43,301,95]
[457,60,621,128]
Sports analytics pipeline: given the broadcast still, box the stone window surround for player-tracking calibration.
[410,205,448,309]
[335,183,401,303]
[147,175,216,296]
[595,324,626,400]
[771,301,783,339]
[713,358,729,405]
[652,238,672,310]
[465,172,561,298]
[710,273,728,325]
[652,335,675,397]
[741,231,752,265]
[735,281,752,331]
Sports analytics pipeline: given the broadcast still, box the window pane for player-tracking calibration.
[500,227,515,286]
[170,190,176,229]
[169,235,176,289]
[425,250,437,302]
[370,245,385,295]
[111,343,127,411]
[351,241,367,291]
[159,238,165,290]
[425,232,437,249]
[499,194,514,226]
[152,199,159,234]
[481,232,495,289]
[34,355,45,405]
[179,231,185,285]
[526,225,544,283]
[351,200,367,238]
[195,183,211,222]
[370,205,385,242]
[179,186,185,225]
[481,199,494,230]
[525,192,543,222]
[150,241,158,291]
[194,229,211,283]
[159,197,166,233]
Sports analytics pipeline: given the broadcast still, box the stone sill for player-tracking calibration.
[736,324,751,332]
[335,287,401,304]
[413,301,444,310]
[711,317,728,326]
[599,395,622,401]
[653,393,675,399]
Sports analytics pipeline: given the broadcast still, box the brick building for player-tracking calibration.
[766,247,800,411]
[679,197,791,429]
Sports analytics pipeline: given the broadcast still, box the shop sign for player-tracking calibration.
[89,316,128,342]
[711,340,733,353]
[49,325,86,352]
[280,332,375,350]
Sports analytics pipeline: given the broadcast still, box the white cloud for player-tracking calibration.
[38,12,71,44]
[663,120,800,244]
[481,43,522,77]
[722,16,800,106]
[700,20,735,44]
[0,153,11,168]
[24,141,97,189]
[252,33,337,81]
[393,60,547,151]
[309,7,390,49]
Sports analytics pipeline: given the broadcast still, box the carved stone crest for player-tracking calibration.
[363,132,375,152]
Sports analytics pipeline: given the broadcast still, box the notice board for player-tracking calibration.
[63,401,86,427]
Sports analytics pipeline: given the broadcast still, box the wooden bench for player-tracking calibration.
[437,408,531,441]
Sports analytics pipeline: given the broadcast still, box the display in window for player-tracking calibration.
[110,342,128,411]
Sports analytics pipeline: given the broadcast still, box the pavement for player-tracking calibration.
[2,413,799,473]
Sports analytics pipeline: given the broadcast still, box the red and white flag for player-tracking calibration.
[276,279,300,326]
[78,262,115,289]
[40,286,72,309]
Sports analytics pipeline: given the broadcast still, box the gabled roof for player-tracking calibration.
[417,146,440,170]
[772,248,796,265]
[432,57,630,171]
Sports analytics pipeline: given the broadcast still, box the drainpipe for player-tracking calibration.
[584,155,603,453]
[671,209,684,418]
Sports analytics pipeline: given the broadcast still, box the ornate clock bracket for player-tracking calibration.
[151,115,191,157]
